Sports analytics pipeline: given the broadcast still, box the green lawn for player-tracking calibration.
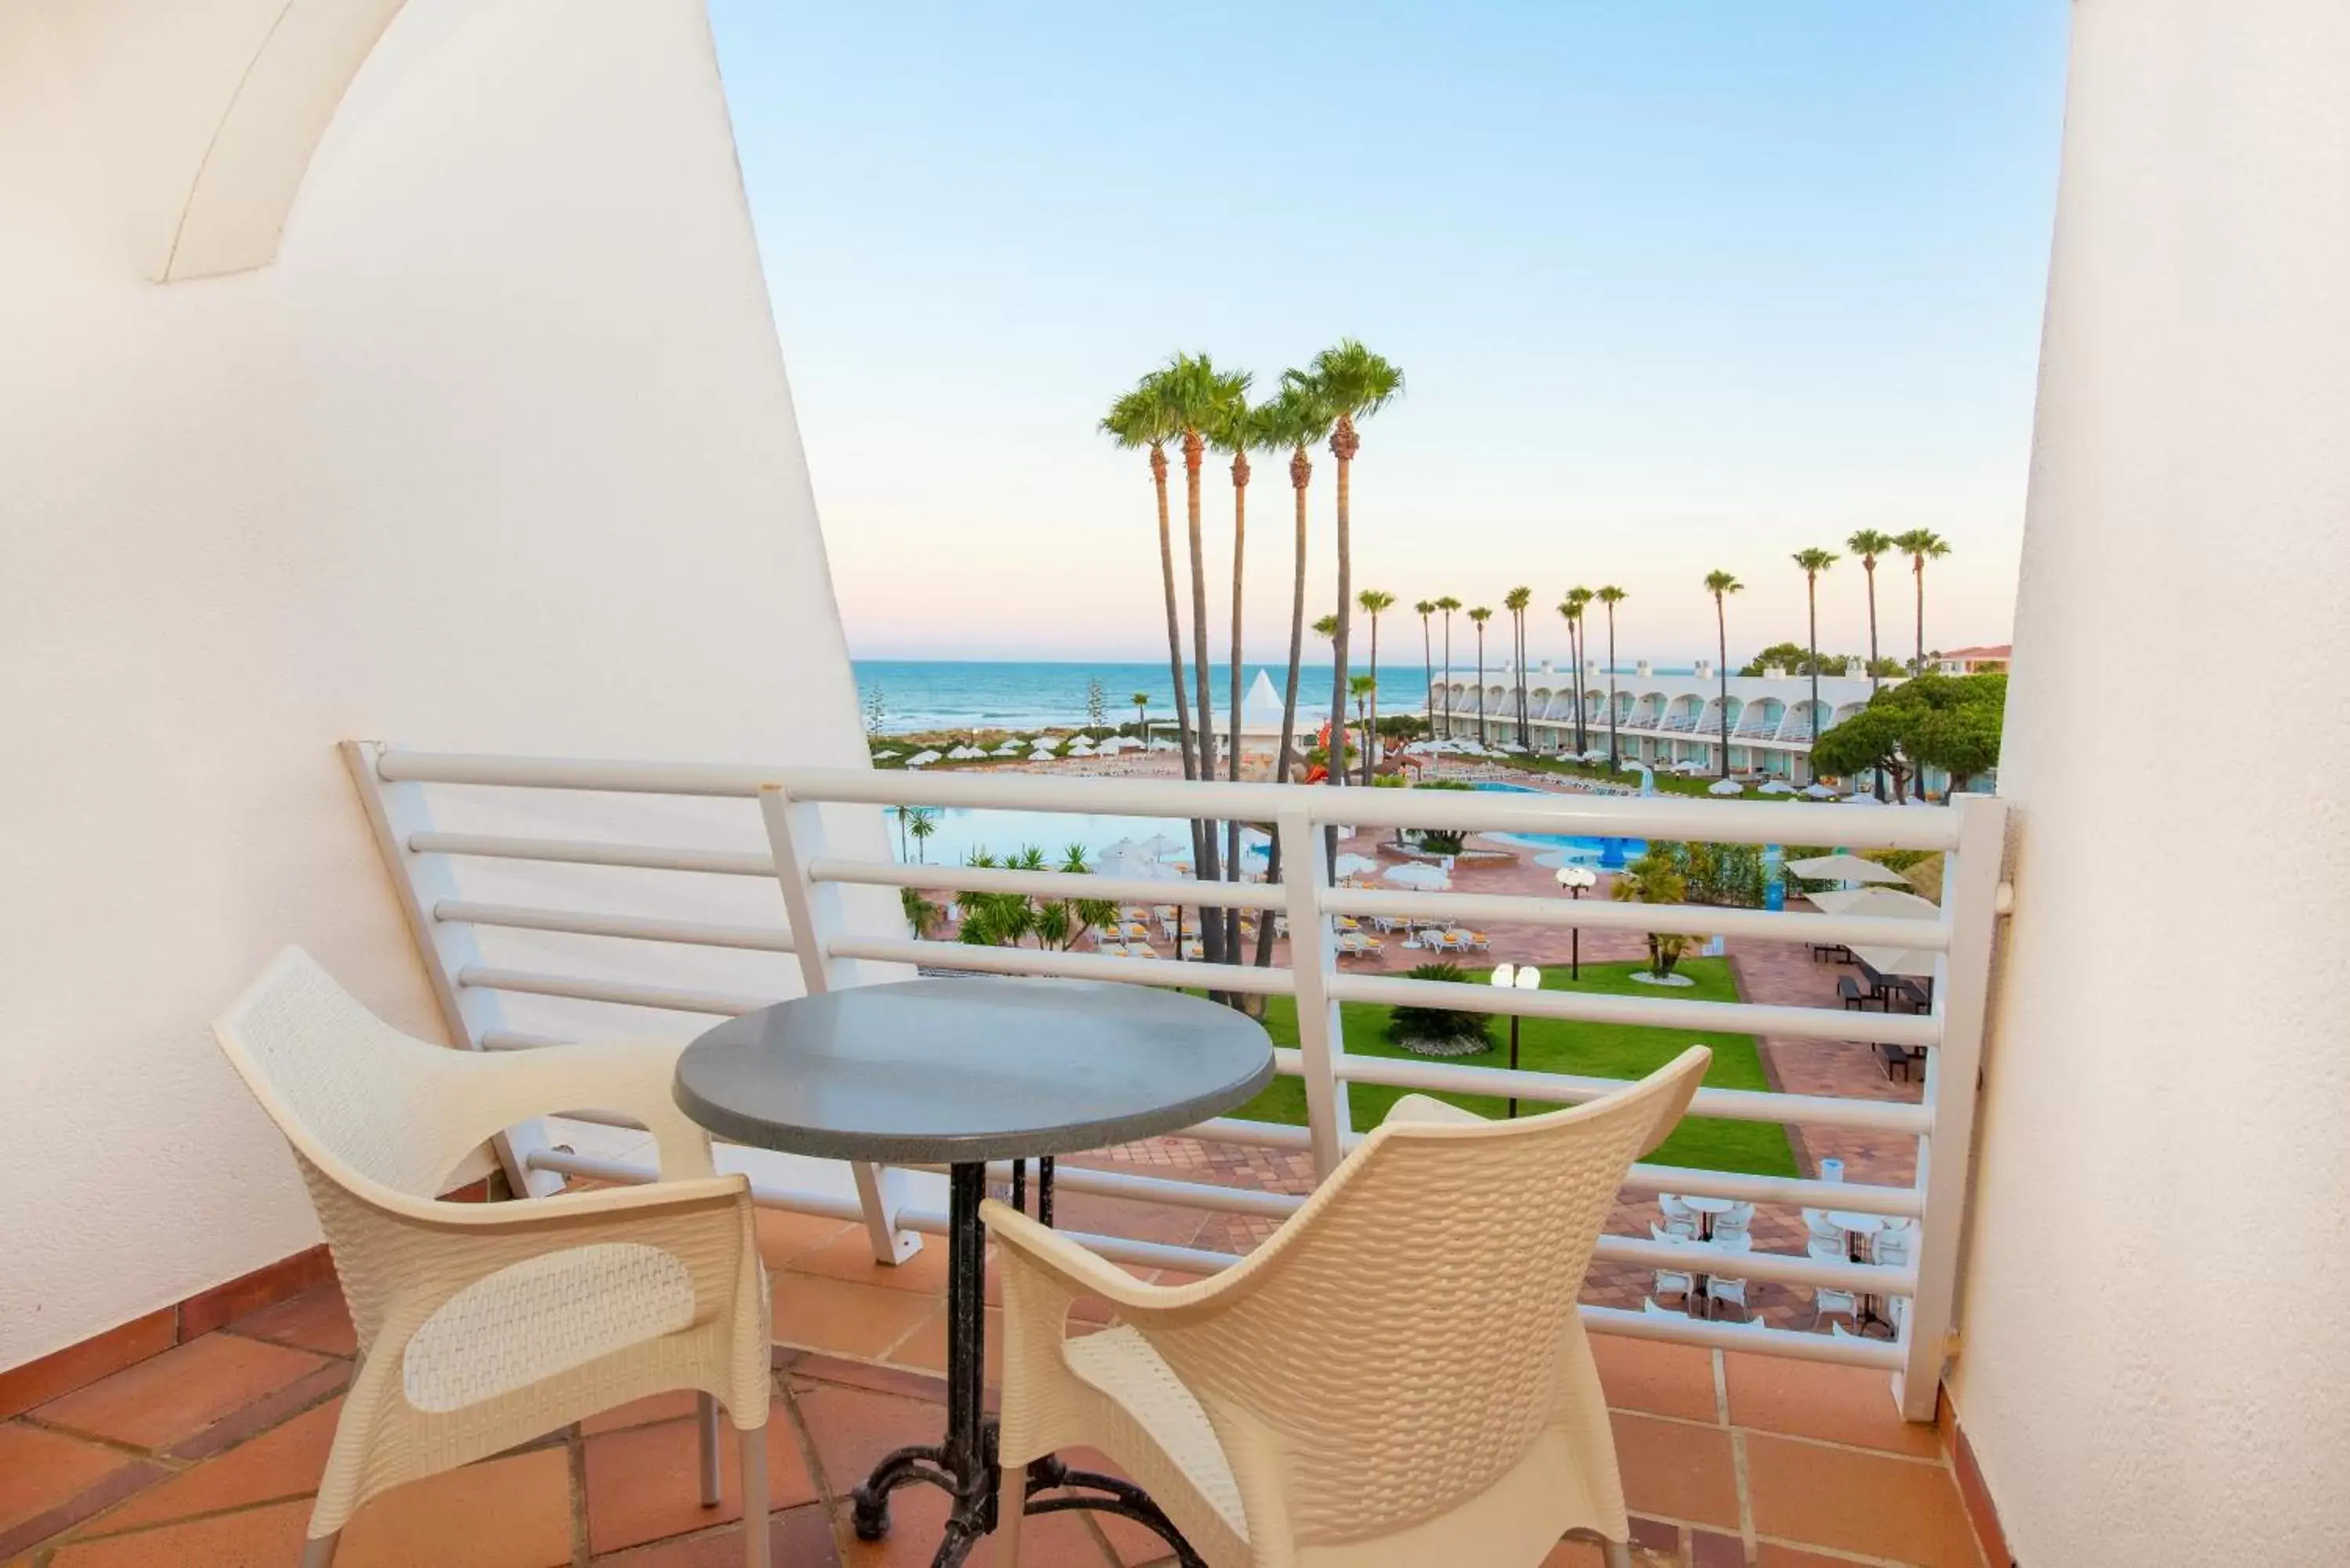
[1230,958,1798,1176]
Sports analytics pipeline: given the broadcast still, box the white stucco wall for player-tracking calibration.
[1952,2,2350,1559]
[0,0,877,1368]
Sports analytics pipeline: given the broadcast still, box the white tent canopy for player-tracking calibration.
[1808,886,1939,919]
[1383,862,1452,889]
[1334,853,1379,878]
[1785,853,1911,885]
[1708,778,1744,796]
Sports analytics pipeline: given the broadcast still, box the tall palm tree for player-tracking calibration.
[1130,691,1149,737]
[1892,529,1951,674]
[1703,571,1743,779]
[1467,607,1493,743]
[1846,529,1895,693]
[1564,586,1594,753]
[1435,595,1461,738]
[1350,674,1379,781]
[1154,353,1249,967]
[1291,341,1404,806]
[1792,548,1838,768]
[1596,586,1627,767]
[1555,598,1580,755]
[1256,385,1334,796]
[1207,391,1276,966]
[1356,590,1394,782]
[1099,383,1192,783]
[1503,585,1532,749]
[1414,600,1436,734]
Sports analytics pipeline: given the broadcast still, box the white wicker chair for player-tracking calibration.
[212,949,774,1568]
[985,1046,1712,1568]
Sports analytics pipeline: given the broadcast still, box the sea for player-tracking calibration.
[851,658,1688,735]
[853,659,1435,735]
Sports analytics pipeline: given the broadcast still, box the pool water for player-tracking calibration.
[1468,782,1645,868]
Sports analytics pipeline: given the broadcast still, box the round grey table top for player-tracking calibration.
[673,977,1276,1164]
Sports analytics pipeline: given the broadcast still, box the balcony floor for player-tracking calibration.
[2,1215,1990,1568]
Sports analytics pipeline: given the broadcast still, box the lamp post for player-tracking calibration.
[1489,962,1543,1117]
[1555,865,1597,979]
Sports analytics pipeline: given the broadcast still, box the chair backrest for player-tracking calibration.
[213,947,460,1199]
[1152,1046,1709,1548]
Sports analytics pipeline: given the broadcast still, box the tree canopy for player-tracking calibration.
[1811,673,2008,798]
[1741,641,1853,677]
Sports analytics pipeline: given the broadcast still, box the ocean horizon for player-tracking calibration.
[851,658,1697,735]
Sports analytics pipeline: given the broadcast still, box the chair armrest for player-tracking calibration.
[982,1200,1238,1328]
[387,1170,754,1234]
[421,1040,717,1185]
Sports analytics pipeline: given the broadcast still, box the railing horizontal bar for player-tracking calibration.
[371,751,1961,851]
[1177,1117,1317,1152]
[1596,1234,1914,1294]
[823,937,1300,996]
[437,899,794,953]
[410,831,774,878]
[525,1149,1240,1275]
[1336,1053,1936,1135]
[1580,1305,1906,1367]
[459,966,778,1017]
[1619,1165,1924,1219]
[896,1162,1307,1221]
[1322,887,1950,951]
[811,857,1289,912]
[1328,972,1941,1049]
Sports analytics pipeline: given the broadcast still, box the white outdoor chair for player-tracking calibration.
[1708,1201,1755,1235]
[1806,1236,1859,1328]
[1701,1232,1754,1320]
[1648,1224,1696,1299]
[1799,1205,1844,1244]
[1870,1219,1915,1270]
[213,949,774,1568]
[985,1048,1712,1568]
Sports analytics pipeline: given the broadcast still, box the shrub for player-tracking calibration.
[1386,963,1496,1057]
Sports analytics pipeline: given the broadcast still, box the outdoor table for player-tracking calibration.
[674,977,1273,1568]
[1679,1193,1738,1241]
[1826,1211,1895,1339]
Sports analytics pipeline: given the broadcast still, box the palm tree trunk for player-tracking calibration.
[1474,627,1486,744]
[1152,448,1195,784]
[1716,598,1730,780]
[1913,561,1925,675]
[1258,457,1311,971]
[1324,422,1357,879]
[1441,616,1453,739]
[1605,609,1619,767]
[1419,615,1433,739]
[1806,579,1821,786]
[1864,564,1882,693]
[1516,612,1528,747]
[1224,454,1249,966]
[1181,432,1225,969]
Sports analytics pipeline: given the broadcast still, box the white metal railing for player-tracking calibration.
[345,741,2006,1414]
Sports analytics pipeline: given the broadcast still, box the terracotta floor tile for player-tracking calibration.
[1755,1545,1864,1567]
[832,1488,1109,1568]
[591,1502,842,1565]
[338,1447,573,1568]
[49,1497,311,1567]
[1593,1335,1722,1423]
[0,1422,136,1536]
[1611,1412,1741,1530]
[757,1210,855,1270]
[1745,1433,1981,1567]
[884,1308,1004,1385]
[584,1395,817,1556]
[226,1286,358,1358]
[793,1383,937,1498]
[34,1335,327,1451]
[771,1275,942,1362]
[96,1397,342,1532]
[1689,1527,1745,1567]
[581,1389,706,1436]
[789,1226,956,1296]
[1724,1352,1941,1459]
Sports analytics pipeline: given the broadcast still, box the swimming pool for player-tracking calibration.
[1469,782,1646,868]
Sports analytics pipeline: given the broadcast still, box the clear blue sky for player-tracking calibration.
[708,2,2070,666]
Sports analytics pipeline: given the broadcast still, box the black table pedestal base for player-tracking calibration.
[850,1162,1200,1568]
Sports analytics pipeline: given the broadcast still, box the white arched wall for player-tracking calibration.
[34,0,408,280]
[0,0,881,1369]
[1954,1,2350,1560]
